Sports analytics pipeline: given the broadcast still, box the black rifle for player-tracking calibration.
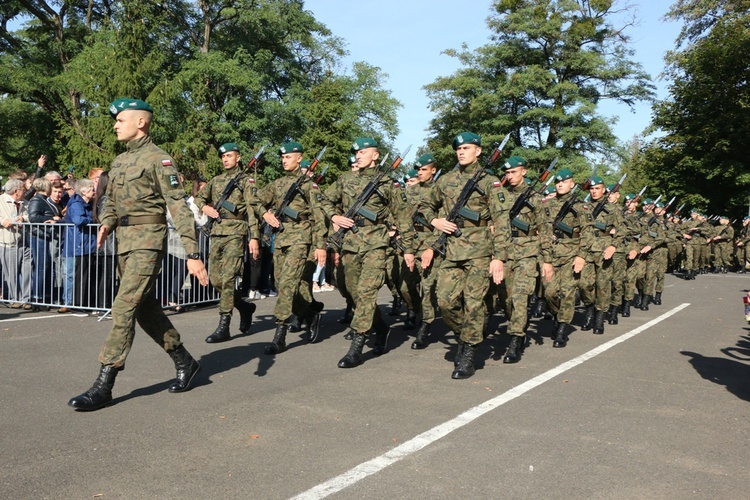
[591,172,627,220]
[328,146,411,250]
[201,145,265,236]
[552,184,582,235]
[431,134,510,257]
[508,157,558,232]
[260,146,326,247]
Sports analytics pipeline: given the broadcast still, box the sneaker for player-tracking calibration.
[247,290,260,300]
[321,284,335,292]
[267,290,278,297]
[312,283,321,293]
[58,307,71,313]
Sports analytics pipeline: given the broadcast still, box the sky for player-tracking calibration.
[303,0,682,162]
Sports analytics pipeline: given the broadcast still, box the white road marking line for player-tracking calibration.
[292,303,691,500]
[0,313,89,322]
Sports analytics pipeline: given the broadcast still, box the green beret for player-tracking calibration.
[351,137,378,152]
[109,98,153,118]
[606,184,616,192]
[624,193,636,201]
[589,176,605,187]
[405,169,419,179]
[655,202,665,208]
[642,198,653,205]
[744,216,750,221]
[502,155,527,171]
[300,160,312,170]
[544,184,556,195]
[279,141,304,154]
[349,155,357,165]
[720,215,729,220]
[218,143,240,157]
[415,154,436,168]
[554,169,573,182]
[452,132,481,150]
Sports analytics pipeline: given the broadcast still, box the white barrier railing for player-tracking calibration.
[0,222,219,313]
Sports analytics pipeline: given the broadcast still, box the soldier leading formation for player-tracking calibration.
[66,98,746,411]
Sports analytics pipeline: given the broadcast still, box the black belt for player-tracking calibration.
[355,217,380,227]
[120,215,166,226]
[554,229,580,239]
[511,229,531,238]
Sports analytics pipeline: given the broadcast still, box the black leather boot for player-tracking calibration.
[307,311,322,343]
[205,313,231,343]
[532,298,547,318]
[593,309,605,335]
[633,293,642,309]
[653,292,662,305]
[265,324,288,354]
[411,322,431,350]
[68,365,119,411]
[338,333,366,368]
[553,323,569,348]
[452,343,477,379]
[580,305,595,331]
[343,329,354,340]
[338,304,354,324]
[640,295,651,311]
[372,316,390,356]
[404,309,417,330]
[388,296,402,316]
[235,294,256,333]
[288,315,303,333]
[621,300,631,317]
[167,345,201,393]
[503,335,524,364]
[608,305,619,325]
[454,341,465,367]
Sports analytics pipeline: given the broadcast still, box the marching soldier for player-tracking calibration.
[256,141,327,354]
[712,216,734,273]
[320,138,394,368]
[396,155,441,349]
[194,143,260,343]
[543,169,595,347]
[68,98,209,411]
[419,132,511,379]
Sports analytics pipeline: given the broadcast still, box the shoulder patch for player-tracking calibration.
[401,192,407,203]
[168,174,179,187]
[497,192,505,203]
[162,159,172,167]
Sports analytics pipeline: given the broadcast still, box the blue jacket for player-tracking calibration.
[63,194,97,257]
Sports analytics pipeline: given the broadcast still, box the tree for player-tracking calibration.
[643,0,750,217]
[424,0,655,178]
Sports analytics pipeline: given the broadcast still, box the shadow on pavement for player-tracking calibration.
[681,336,750,402]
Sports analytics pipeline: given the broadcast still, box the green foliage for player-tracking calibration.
[0,0,401,187]
[424,0,655,179]
[647,7,750,219]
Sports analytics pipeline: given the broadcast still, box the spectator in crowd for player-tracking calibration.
[47,181,66,302]
[27,177,62,306]
[60,179,97,312]
[0,179,32,308]
[92,171,116,312]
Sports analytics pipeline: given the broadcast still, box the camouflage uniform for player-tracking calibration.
[636,210,667,305]
[194,166,259,317]
[98,135,200,368]
[255,170,327,326]
[543,191,596,330]
[320,166,393,337]
[419,161,511,347]
[713,222,734,271]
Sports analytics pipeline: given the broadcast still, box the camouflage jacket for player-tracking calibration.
[419,161,510,262]
[394,179,436,255]
[254,170,327,249]
[101,135,198,255]
[193,165,260,239]
[585,199,627,256]
[542,191,595,264]
[319,165,395,253]
[497,182,553,262]
[637,211,667,249]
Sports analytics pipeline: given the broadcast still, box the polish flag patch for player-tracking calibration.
[162,159,172,167]
[493,181,502,187]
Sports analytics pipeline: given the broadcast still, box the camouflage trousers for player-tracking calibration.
[99,249,181,368]
[342,248,386,334]
[589,255,614,311]
[273,243,318,324]
[698,243,710,268]
[625,255,645,300]
[503,257,538,337]
[334,259,355,308]
[685,243,699,270]
[545,258,595,324]
[399,259,420,314]
[385,246,400,300]
[399,255,441,324]
[436,257,491,345]
[208,234,245,315]
[668,242,682,270]
[715,241,732,267]
[610,252,626,307]
[653,247,668,293]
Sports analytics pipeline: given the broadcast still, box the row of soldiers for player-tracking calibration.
[196,131,747,381]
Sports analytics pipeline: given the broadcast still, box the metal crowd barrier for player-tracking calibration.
[0,222,218,315]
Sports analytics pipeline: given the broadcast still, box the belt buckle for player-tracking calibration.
[121,216,129,226]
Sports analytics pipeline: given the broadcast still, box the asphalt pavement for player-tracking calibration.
[1,272,748,499]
